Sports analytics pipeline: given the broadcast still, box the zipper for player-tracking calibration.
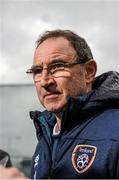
[49,133,61,177]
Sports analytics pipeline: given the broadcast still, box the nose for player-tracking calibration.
[39,70,55,87]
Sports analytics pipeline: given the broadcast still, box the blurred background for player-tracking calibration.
[0,0,119,176]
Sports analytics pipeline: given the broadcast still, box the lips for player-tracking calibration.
[44,92,60,99]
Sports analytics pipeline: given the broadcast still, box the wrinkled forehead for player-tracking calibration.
[33,37,77,65]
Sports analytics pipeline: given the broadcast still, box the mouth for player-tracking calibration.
[44,92,60,99]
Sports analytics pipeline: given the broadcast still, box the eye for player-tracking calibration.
[50,63,65,73]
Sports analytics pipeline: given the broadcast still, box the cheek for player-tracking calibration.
[58,78,76,97]
[61,75,86,97]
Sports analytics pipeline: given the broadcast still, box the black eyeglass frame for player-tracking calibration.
[26,60,85,75]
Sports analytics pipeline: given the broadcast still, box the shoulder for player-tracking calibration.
[96,109,119,126]
[81,109,119,140]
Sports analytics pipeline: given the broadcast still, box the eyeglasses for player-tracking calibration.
[26,60,83,82]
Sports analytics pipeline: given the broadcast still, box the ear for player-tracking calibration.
[84,60,97,83]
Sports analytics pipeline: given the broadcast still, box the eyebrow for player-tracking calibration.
[31,65,42,69]
[50,58,67,64]
[31,58,68,69]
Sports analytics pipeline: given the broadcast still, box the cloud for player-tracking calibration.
[0,0,119,84]
[19,18,55,38]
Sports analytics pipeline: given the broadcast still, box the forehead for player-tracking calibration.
[33,37,76,65]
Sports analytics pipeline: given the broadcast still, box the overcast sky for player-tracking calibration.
[0,0,119,84]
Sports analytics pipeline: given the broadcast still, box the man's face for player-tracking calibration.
[33,37,89,113]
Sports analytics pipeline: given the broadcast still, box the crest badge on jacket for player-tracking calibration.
[72,144,97,174]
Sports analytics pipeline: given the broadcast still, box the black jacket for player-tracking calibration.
[30,71,119,179]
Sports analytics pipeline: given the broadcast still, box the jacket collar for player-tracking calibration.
[30,71,119,136]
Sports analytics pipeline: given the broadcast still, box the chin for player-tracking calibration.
[45,103,65,113]
[43,98,67,113]
[49,108,64,114]
[47,107,62,113]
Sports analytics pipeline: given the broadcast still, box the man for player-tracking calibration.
[27,30,119,178]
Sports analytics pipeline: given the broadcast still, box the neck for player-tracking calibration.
[55,112,62,131]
